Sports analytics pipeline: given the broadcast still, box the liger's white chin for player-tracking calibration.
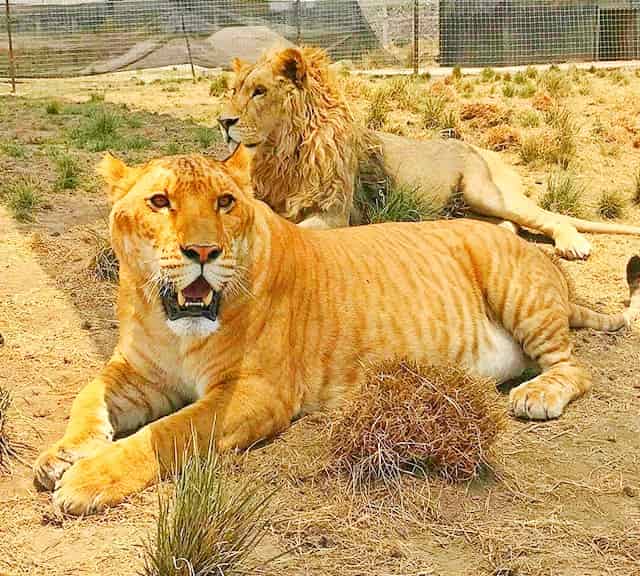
[166,317,220,338]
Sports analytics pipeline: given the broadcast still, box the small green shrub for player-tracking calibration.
[516,81,536,98]
[597,190,625,220]
[358,182,444,224]
[0,142,26,158]
[517,109,540,128]
[539,170,583,218]
[421,94,448,129]
[45,101,61,115]
[502,83,515,98]
[480,68,496,82]
[525,66,539,79]
[209,75,229,98]
[71,107,121,151]
[3,177,41,222]
[540,68,571,97]
[193,126,218,149]
[52,150,80,190]
[366,87,391,130]
[141,436,273,576]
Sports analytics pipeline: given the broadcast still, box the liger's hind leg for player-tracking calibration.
[509,302,591,420]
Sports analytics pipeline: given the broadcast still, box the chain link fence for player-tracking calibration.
[2,0,640,81]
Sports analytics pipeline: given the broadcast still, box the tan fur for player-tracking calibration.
[219,46,640,259]
[34,150,640,515]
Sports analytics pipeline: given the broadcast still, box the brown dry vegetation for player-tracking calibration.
[1,64,640,575]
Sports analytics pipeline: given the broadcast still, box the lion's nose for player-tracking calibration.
[181,244,221,264]
[218,116,239,132]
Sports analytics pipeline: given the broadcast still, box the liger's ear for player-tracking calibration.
[224,144,252,187]
[96,152,138,202]
[231,57,249,74]
[275,47,306,87]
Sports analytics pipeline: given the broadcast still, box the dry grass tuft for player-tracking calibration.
[0,387,17,472]
[484,125,520,151]
[633,167,640,205]
[597,190,626,220]
[142,434,274,576]
[366,87,391,130]
[327,361,506,489]
[459,102,509,128]
[87,229,119,283]
[532,91,553,112]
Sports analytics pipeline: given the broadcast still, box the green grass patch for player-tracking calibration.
[502,83,515,98]
[517,109,540,128]
[51,150,81,190]
[141,436,274,576]
[357,181,444,224]
[2,177,41,222]
[193,126,219,150]
[45,101,61,115]
[539,170,583,218]
[480,67,496,82]
[597,190,625,220]
[366,87,391,130]
[0,142,27,158]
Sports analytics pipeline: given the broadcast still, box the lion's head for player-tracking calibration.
[218,46,335,150]
[97,147,254,337]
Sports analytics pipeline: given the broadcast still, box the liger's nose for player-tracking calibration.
[180,244,221,265]
[218,116,239,132]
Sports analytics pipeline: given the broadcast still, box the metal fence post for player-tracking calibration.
[413,0,419,75]
[295,0,302,45]
[4,0,16,93]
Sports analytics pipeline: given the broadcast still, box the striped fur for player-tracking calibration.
[34,149,640,515]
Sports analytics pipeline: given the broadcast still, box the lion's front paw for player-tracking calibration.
[53,443,156,516]
[509,380,567,420]
[554,229,591,260]
[34,437,109,492]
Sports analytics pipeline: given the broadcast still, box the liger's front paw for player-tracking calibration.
[52,443,156,516]
[554,230,591,260]
[34,437,110,491]
[509,380,567,420]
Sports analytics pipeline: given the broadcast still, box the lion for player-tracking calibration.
[218,46,640,259]
[34,148,640,514]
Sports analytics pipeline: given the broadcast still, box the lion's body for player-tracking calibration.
[220,47,640,259]
[35,152,640,515]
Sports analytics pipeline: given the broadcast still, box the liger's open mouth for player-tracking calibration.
[161,276,221,322]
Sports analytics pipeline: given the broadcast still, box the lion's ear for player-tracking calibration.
[96,152,138,202]
[224,144,252,186]
[275,47,306,87]
[231,57,248,74]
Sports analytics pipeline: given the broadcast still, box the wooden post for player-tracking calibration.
[181,13,196,83]
[5,0,16,93]
[413,0,419,75]
[295,0,302,45]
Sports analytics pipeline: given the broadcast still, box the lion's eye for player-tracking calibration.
[218,194,235,210]
[252,86,266,98]
[149,194,170,210]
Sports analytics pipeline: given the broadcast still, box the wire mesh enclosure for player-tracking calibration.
[1,0,640,80]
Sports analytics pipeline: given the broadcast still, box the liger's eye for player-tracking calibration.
[252,86,266,98]
[218,194,235,210]
[149,194,170,210]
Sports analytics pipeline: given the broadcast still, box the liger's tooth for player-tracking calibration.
[177,291,186,307]
[203,290,213,306]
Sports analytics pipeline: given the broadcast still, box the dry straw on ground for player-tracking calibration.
[327,361,506,489]
[0,387,17,472]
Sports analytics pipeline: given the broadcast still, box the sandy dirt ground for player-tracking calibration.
[1,64,640,575]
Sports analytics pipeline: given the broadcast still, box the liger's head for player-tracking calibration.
[218,46,331,150]
[98,147,254,338]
